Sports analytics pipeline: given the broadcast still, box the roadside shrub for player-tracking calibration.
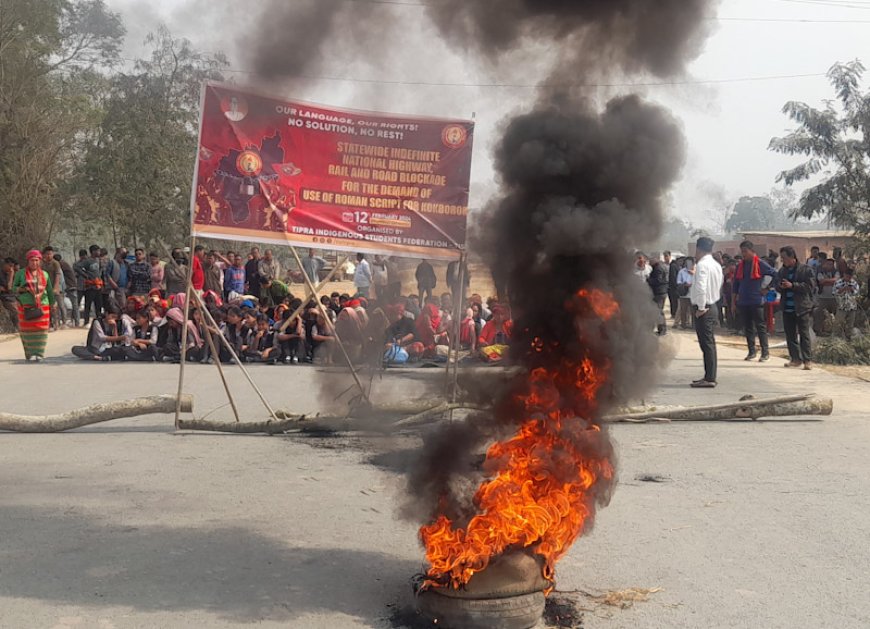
[815,335,870,365]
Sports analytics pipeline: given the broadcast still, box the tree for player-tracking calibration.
[725,195,790,233]
[75,28,227,249]
[769,60,870,236]
[0,0,124,259]
[657,216,693,252]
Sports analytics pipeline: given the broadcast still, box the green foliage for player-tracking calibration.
[815,335,870,366]
[657,217,693,252]
[0,0,124,259]
[769,60,870,236]
[74,27,227,248]
[725,195,791,233]
[0,1,226,257]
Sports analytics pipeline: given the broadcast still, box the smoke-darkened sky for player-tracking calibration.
[108,0,870,232]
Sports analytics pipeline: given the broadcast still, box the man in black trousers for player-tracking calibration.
[732,240,776,362]
[665,250,680,318]
[776,246,816,371]
[689,237,723,388]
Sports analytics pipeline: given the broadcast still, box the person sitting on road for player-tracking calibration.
[277,299,305,364]
[124,309,160,362]
[245,313,279,363]
[161,307,204,363]
[71,306,132,361]
[478,305,513,363]
[384,303,417,353]
[309,313,335,364]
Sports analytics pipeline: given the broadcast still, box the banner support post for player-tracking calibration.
[287,245,370,405]
[189,289,280,422]
[201,321,241,423]
[277,256,349,333]
[445,251,467,419]
[174,235,196,428]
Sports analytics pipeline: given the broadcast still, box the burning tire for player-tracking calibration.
[416,589,545,629]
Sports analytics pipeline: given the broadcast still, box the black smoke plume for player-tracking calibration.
[424,0,714,79]
[237,0,718,572]
[243,0,383,80]
[406,0,717,579]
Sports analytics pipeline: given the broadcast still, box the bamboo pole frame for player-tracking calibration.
[164,245,243,424]
[190,289,280,422]
[286,246,369,403]
[174,236,196,428]
[277,255,349,333]
[200,321,241,423]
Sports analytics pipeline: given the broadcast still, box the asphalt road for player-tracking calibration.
[0,327,867,628]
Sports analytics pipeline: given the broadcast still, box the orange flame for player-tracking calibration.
[419,290,620,590]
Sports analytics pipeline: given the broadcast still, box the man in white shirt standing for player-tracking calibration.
[689,237,724,388]
[353,253,373,298]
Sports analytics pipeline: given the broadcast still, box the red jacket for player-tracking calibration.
[478,319,513,346]
[191,256,204,291]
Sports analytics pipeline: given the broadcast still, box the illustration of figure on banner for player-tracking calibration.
[196,177,225,224]
[203,132,301,231]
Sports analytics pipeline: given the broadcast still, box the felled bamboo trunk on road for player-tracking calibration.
[0,395,194,433]
[602,394,833,423]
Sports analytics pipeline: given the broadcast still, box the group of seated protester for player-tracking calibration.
[70,289,513,365]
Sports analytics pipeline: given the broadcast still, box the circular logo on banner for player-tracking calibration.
[236,150,263,176]
[442,124,468,149]
[221,95,248,122]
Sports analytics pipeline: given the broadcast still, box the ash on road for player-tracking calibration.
[0,329,867,628]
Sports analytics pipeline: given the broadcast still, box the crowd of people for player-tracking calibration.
[0,245,513,366]
[5,239,865,377]
[637,238,866,388]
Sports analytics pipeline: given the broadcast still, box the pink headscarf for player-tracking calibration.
[166,307,202,348]
[26,249,43,261]
[171,292,187,311]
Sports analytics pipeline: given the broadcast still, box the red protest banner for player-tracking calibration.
[191,82,474,260]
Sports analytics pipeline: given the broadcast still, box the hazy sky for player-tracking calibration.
[107,0,870,229]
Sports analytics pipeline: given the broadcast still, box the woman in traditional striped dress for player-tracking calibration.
[12,250,56,362]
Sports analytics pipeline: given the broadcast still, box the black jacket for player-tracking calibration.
[775,263,816,317]
[668,260,680,290]
[647,263,669,297]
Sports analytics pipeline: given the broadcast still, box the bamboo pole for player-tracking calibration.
[277,255,349,333]
[201,321,241,423]
[287,246,369,403]
[0,395,194,433]
[450,253,467,406]
[174,236,196,428]
[163,245,241,423]
[602,394,833,423]
[176,415,304,435]
[190,289,280,422]
[444,253,467,420]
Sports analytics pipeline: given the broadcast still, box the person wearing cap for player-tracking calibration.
[12,250,57,361]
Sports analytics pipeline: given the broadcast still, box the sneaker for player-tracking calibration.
[744,353,757,361]
[292,356,299,364]
[33,355,43,363]
[283,356,292,364]
[759,354,770,362]
[784,361,802,368]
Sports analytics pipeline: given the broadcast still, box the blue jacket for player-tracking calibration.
[733,256,776,306]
